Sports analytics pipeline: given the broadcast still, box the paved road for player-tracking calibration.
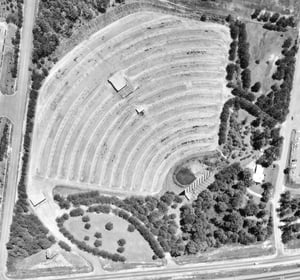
[0,0,38,276]
[19,254,300,280]
[271,28,300,255]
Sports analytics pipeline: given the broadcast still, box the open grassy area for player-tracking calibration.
[175,167,196,186]
[65,212,154,263]
[175,241,275,265]
[246,22,296,95]
[11,245,91,278]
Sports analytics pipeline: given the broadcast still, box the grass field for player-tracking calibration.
[65,212,154,263]
[246,22,296,95]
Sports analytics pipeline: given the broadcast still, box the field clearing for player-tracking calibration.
[246,22,296,95]
[64,213,154,263]
[175,240,275,265]
[12,246,91,278]
[29,11,230,197]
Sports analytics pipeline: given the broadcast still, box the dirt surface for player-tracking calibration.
[28,11,231,200]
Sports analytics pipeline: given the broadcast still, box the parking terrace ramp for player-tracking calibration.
[29,11,230,196]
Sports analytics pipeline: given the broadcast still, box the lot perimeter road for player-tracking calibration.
[0,0,38,277]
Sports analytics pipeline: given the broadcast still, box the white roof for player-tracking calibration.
[246,161,256,171]
[30,192,46,207]
[135,105,145,113]
[108,72,127,91]
[253,164,264,183]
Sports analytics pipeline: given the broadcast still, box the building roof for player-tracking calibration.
[108,72,127,92]
[253,164,264,183]
[30,192,46,207]
[246,161,265,184]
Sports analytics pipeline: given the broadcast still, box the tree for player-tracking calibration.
[185,240,199,254]
[105,222,113,231]
[117,247,125,253]
[70,208,84,217]
[82,215,90,223]
[251,9,261,19]
[94,240,102,247]
[58,241,71,252]
[226,63,237,80]
[117,239,126,246]
[241,68,251,89]
[223,211,243,232]
[270,13,280,23]
[243,200,259,216]
[230,23,239,40]
[127,224,135,232]
[251,82,261,92]
[94,232,102,238]
[84,223,91,230]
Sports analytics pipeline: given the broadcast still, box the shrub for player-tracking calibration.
[169,213,177,219]
[58,240,71,252]
[127,224,135,232]
[94,232,102,238]
[62,213,69,220]
[251,82,261,93]
[94,239,102,247]
[174,195,183,204]
[105,222,113,231]
[251,9,261,19]
[82,215,90,223]
[229,41,238,61]
[84,236,90,241]
[84,223,91,230]
[171,203,178,209]
[226,63,237,81]
[117,239,126,246]
[70,207,84,217]
[230,23,239,40]
[241,68,251,89]
[117,247,125,253]
[270,13,280,23]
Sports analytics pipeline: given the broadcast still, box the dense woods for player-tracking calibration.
[32,0,111,64]
[180,163,273,254]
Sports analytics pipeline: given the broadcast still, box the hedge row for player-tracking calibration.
[112,208,165,258]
